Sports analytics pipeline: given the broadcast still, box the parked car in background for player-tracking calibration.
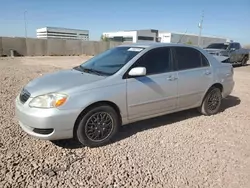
[204,42,249,66]
[15,43,235,147]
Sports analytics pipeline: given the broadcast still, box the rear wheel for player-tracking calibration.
[75,105,120,147]
[198,87,222,116]
[241,56,248,66]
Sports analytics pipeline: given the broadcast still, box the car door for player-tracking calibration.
[172,46,213,110]
[229,43,238,62]
[125,47,178,120]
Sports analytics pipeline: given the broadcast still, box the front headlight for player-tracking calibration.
[29,93,68,108]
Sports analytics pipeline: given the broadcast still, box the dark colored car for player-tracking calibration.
[204,42,249,66]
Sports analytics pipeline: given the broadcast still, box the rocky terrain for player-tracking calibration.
[0,56,250,188]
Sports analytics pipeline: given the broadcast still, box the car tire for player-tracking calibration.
[75,105,120,147]
[198,87,222,116]
[241,56,248,66]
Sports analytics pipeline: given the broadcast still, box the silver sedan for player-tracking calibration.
[15,43,235,147]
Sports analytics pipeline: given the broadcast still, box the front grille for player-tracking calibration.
[33,128,54,135]
[19,89,31,103]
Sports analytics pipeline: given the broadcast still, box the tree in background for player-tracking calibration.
[100,35,109,42]
[186,40,193,45]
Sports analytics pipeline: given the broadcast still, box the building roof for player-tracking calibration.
[103,29,158,33]
[159,30,228,39]
[121,29,158,31]
[118,42,202,49]
[37,26,89,32]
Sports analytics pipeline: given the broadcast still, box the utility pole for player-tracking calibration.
[24,11,27,38]
[198,10,204,47]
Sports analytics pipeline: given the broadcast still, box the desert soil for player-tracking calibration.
[0,56,250,188]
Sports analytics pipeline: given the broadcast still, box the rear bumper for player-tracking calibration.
[222,80,234,98]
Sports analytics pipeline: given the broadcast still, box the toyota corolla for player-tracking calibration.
[15,43,234,147]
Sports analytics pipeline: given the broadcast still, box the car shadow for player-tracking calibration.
[219,95,241,112]
[233,64,249,68]
[52,95,241,149]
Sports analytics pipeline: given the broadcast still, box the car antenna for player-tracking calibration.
[177,29,188,44]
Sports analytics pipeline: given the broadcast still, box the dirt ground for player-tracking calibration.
[0,56,250,188]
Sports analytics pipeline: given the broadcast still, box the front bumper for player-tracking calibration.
[15,96,81,140]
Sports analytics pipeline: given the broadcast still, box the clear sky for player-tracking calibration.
[0,0,249,44]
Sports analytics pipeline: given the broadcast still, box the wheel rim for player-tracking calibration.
[243,57,247,65]
[207,90,220,112]
[85,112,114,142]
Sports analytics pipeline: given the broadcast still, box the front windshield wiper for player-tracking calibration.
[79,66,109,76]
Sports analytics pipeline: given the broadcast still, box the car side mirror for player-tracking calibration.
[230,48,236,51]
[128,67,146,77]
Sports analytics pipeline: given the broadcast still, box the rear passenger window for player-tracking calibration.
[174,47,205,70]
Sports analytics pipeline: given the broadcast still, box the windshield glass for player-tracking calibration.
[206,43,229,49]
[80,46,144,75]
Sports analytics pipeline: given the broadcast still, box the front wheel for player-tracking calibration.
[198,87,222,116]
[75,105,120,147]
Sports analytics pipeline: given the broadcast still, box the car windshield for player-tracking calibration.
[79,46,144,76]
[206,43,229,49]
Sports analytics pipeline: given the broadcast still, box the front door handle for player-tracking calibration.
[167,75,178,81]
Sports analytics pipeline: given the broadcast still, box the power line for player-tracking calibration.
[177,28,188,44]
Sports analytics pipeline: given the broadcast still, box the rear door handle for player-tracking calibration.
[204,70,211,75]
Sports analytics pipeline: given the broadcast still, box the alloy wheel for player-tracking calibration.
[85,112,114,142]
[207,90,220,112]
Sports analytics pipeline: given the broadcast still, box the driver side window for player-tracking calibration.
[132,47,172,75]
[235,43,240,49]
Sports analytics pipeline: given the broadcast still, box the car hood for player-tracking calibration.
[24,69,105,97]
[204,48,224,53]
[213,55,229,62]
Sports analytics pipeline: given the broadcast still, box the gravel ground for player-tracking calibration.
[0,56,250,188]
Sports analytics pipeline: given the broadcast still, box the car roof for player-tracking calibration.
[118,42,200,49]
[208,42,228,44]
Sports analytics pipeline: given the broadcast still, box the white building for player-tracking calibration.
[159,31,229,47]
[102,29,159,43]
[36,27,89,40]
[102,29,229,47]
